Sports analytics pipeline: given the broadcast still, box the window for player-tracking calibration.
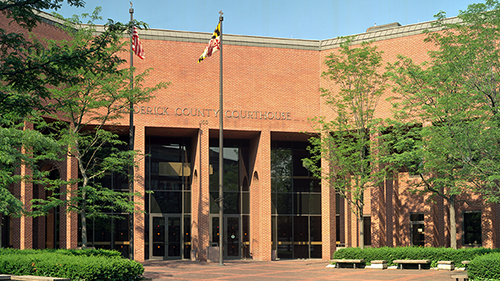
[271,141,322,259]
[410,213,424,246]
[363,216,371,246]
[463,211,482,246]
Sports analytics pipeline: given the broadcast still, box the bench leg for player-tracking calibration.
[418,264,421,270]
[354,263,356,269]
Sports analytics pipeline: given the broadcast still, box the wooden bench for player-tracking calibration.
[9,276,70,281]
[450,273,468,281]
[461,260,470,270]
[330,259,365,269]
[393,259,430,270]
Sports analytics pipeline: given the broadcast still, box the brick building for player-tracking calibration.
[2,12,499,262]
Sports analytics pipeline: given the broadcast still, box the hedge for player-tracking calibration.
[468,252,500,280]
[0,249,144,281]
[333,246,500,267]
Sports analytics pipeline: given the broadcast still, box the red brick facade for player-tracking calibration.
[3,12,499,262]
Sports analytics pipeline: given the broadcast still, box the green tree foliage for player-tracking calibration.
[0,125,63,216]
[0,0,86,216]
[1,0,86,119]
[29,12,169,248]
[427,0,500,202]
[385,0,500,248]
[1,1,169,249]
[304,37,388,249]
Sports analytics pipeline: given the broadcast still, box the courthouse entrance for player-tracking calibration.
[149,214,182,260]
[210,215,242,259]
[145,136,193,260]
[209,138,251,260]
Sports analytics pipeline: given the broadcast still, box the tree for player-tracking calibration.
[0,1,169,250]
[304,37,388,249]
[0,0,86,217]
[426,0,500,202]
[385,0,500,248]
[0,0,88,118]
[30,12,169,248]
[380,119,471,249]
[0,123,64,216]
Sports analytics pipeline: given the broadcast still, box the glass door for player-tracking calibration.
[167,216,181,258]
[150,214,182,259]
[225,216,240,258]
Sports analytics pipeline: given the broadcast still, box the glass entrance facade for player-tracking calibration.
[145,137,192,260]
[209,139,251,259]
[271,141,322,259]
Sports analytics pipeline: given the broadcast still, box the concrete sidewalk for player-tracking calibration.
[142,259,462,281]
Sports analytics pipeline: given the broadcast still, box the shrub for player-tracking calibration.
[333,246,500,267]
[0,249,143,281]
[468,252,500,280]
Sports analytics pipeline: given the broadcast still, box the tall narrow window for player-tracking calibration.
[410,213,424,246]
[363,216,371,246]
[463,211,482,246]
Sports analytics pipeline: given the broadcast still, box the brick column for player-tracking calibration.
[60,156,78,249]
[424,194,433,248]
[249,134,260,259]
[370,179,386,248]
[393,173,402,246]
[370,132,386,248]
[321,153,336,260]
[192,122,210,261]
[385,176,394,247]
[250,130,271,261]
[432,196,445,247]
[133,125,146,261]
[483,203,495,249]
[12,122,34,249]
[345,192,355,247]
[494,204,500,248]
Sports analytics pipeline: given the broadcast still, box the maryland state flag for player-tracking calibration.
[198,22,221,63]
[132,26,145,59]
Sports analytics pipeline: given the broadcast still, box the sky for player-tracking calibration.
[45,0,479,40]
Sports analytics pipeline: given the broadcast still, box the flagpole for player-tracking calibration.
[129,2,135,261]
[218,10,224,267]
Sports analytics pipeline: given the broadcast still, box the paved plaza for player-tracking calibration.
[142,259,462,280]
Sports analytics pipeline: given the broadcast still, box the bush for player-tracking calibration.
[333,247,500,267]
[0,249,143,281]
[468,252,500,280]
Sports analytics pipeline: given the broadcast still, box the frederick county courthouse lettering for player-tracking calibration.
[120,105,293,121]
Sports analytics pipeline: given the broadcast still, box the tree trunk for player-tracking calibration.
[359,213,364,249]
[76,143,88,249]
[81,201,87,249]
[449,197,457,249]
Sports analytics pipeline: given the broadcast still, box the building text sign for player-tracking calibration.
[120,106,292,121]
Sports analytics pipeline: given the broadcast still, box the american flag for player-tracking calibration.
[132,26,145,60]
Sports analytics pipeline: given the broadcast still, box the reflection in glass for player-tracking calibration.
[145,137,192,260]
[410,213,424,246]
[277,216,292,259]
[464,211,482,245]
[226,217,239,257]
[271,141,322,259]
[168,217,181,257]
[150,191,182,214]
[152,217,165,257]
